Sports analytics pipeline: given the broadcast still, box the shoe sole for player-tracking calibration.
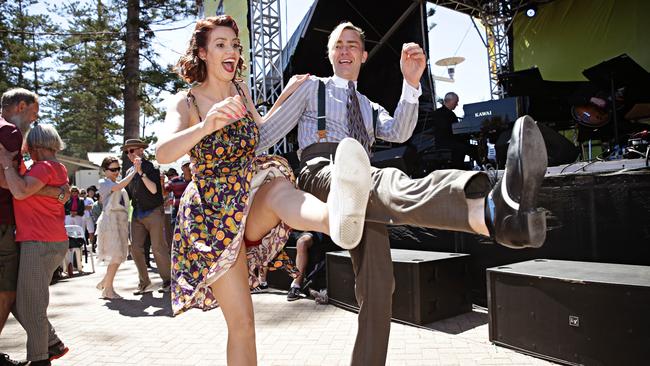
[511,115,547,211]
[133,284,153,295]
[49,346,69,361]
[329,138,372,249]
[508,116,548,247]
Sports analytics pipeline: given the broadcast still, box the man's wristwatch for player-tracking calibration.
[57,187,66,202]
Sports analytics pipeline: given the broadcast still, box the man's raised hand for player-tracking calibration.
[400,42,427,89]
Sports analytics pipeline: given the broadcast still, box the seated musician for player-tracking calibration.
[431,92,478,169]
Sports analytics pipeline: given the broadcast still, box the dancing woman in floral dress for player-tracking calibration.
[155,16,372,365]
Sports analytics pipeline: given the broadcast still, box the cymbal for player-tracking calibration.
[435,56,465,66]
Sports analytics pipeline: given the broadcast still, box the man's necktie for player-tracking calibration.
[347,80,371,153]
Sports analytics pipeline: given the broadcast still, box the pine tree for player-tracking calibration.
[0,0,58,94]
[49,0,123,158]
[120,0,197,145]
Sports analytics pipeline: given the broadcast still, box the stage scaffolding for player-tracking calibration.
[432,0,537,100]
[249,0,288,154]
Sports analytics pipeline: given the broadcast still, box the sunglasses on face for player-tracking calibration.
[106,167,121,172]
[127,148,139,154]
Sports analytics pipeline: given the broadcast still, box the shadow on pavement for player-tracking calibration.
[103,292,172,318]
[421,308,488,335]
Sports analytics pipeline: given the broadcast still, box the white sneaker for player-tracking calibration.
[327,138,372,249]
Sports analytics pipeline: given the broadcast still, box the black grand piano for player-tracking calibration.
[452,67,581,137]
[454,57,650,142]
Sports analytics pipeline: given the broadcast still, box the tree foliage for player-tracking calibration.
[0,0,197,159]
[49,0,124,158]
[0,0,58,94]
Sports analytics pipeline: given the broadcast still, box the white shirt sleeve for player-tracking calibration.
[401,80,422,104]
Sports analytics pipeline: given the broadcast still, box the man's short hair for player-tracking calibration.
[26,124,65,152]
[1,88,38,110]
[444,92,459,103]
[165,168,178,177]
[327,21,366,57]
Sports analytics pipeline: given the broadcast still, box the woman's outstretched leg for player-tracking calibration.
[210,244,257,366]
[246,138,372,249]
[244,178,329,242]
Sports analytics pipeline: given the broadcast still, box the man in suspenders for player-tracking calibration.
[258,22,548,366]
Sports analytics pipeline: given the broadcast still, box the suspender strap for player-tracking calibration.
[372,108,378,136]
[316,79,378,143]
[317,80,327,141]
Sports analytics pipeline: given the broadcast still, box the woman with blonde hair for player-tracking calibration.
[94,156,137,299]
[0,124,70,365]
[156,15,372,365]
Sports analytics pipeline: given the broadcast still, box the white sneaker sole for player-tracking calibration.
[328,138,372,249]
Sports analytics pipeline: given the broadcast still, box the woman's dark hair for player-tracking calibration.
[176,15,247,83]
[101,156,120,170]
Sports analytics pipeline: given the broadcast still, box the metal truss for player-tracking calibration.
[480,1,513,99]
[249,0,287,154]
[432,0,536,99]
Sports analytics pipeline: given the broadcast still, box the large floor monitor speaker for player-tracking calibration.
[327,249,472,325]
[487,259,650,366]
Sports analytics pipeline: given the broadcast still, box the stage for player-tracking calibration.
[387,158,650,305]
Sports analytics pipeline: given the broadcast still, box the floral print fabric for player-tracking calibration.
[171,96,298,316]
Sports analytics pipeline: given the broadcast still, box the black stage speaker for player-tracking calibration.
[327,249,472,325]
[487,259,650,366]
[370,145,417,175]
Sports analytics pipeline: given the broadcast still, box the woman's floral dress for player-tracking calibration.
[171,88,298,316]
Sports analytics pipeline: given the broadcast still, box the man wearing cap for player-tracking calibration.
[164,159,192,230]
[122,138,171,294]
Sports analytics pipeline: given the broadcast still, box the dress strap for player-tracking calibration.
[186,90,203,122]
[232,81,253,117]
[232,81,246,99]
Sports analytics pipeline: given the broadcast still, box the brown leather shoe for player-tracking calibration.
[485,115,548,248]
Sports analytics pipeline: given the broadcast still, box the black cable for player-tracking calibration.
[0,21,194,38]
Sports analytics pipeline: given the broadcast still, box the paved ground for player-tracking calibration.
[1,257,557,365]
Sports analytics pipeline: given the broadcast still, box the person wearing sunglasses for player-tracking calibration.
[94,156,136,299]
[122,138,172,295]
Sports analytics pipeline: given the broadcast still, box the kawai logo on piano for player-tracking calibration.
[474,110,493,117]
